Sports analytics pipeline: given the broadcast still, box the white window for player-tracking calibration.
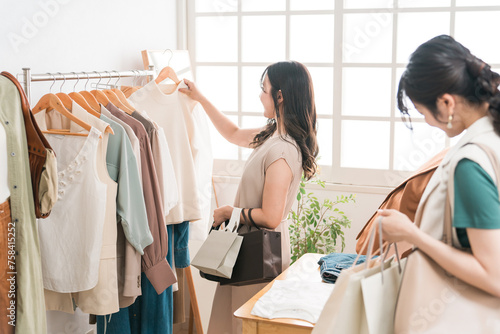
[187,0,500,187]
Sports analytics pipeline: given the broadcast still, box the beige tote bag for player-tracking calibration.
[394,143,500,333]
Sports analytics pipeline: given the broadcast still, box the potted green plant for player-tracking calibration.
[288,176,355,264]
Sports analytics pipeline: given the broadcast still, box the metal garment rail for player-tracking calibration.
[21,65,156,104]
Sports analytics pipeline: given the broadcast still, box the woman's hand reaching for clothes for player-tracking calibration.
[212,205,234,229]
[377,209,420,245]
[178,78,205,103]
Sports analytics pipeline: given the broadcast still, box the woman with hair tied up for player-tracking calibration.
[179,60,318,333]
[380,35,500,300]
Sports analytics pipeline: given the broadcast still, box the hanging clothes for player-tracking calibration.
[0,123,9,203]
[128,79,213,332]
[67,103,117,315]
[99,111,150,306]
[106,102,176,293]
[37,126,106,292]
[0,75,47,333]
[0,199,14,334]
[128,81,213,230]
[97,224,175,334]
[99,104,144,307]
[101,104,142,181]
[1,71,58,219]
[35,102,119,317]
[131,110,179,216]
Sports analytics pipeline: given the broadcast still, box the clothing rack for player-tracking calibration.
[20,64,204,334]
[20,66,156,105]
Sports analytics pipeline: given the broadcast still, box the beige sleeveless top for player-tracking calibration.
[234,134,303,270]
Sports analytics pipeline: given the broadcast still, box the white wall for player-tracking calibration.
[1,1,177,333]
[1,0,177,104]
[188,178,390,332]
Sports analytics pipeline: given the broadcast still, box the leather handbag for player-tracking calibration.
[394,143,500,333]
[200,209,282,286]
[0,71,57,218]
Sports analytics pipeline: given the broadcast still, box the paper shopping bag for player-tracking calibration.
[312,257,392,334]
[313,222,396,334]
[361,257,406,334]
[191,229,243,278]
[192,208,243,278]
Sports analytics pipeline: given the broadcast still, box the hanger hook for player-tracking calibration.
[132,70,138,86]
[105,70,112,86]
[94,71,102,86]
[47,73,56,93]
[72,72,80,91]
[113,70,120,87]
[162,48,173,67]
[57,72,66,92]
[83,72,89,91]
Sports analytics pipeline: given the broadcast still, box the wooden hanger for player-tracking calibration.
[155,66,180,85]
[103,89,135,114]
[55,92,73,110]
[91,89,111,106]
[90,71,111,106]
[112,88,136,110]
[108,70,137,112]
[78,72,101,111]
[80,91,101,111]
[32,93,97,138]
[69,92,100,117]
[64,72,99,117]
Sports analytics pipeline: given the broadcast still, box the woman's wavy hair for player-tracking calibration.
[251,61,318,180]
[397,35,500,135]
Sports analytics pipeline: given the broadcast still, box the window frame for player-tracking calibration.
[186,0,500,188]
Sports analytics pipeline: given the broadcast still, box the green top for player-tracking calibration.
[0,76,46,332]
[100,114,152,253]
[454,158,500,248]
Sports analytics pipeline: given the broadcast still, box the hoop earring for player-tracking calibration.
[447,115,453,129]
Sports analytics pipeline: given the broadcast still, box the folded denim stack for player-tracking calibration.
[318,253,369,283]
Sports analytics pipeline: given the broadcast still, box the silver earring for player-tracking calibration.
[447,115,453,129]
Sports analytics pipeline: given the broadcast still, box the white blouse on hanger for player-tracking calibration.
[128,81,213,240]
[0,124,10,203]
[37,127,107,292]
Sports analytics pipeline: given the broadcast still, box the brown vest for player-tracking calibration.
[1,71,55,218]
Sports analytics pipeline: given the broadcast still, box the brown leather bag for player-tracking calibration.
[356,148,449,256]
[1,71,56,218]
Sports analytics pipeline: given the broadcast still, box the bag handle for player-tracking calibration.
[351,217,384,269]
[444,143,500,246]
[212,177,220,208]
[351,217,401,283]
[224,207,242,233]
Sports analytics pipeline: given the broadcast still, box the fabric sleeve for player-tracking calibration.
[139,137,177,294]
[453,158,500,230]
[263,140,299,173]
[116,155,153,254]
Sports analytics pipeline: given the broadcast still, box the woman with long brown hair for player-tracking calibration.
[180,60,318,333]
